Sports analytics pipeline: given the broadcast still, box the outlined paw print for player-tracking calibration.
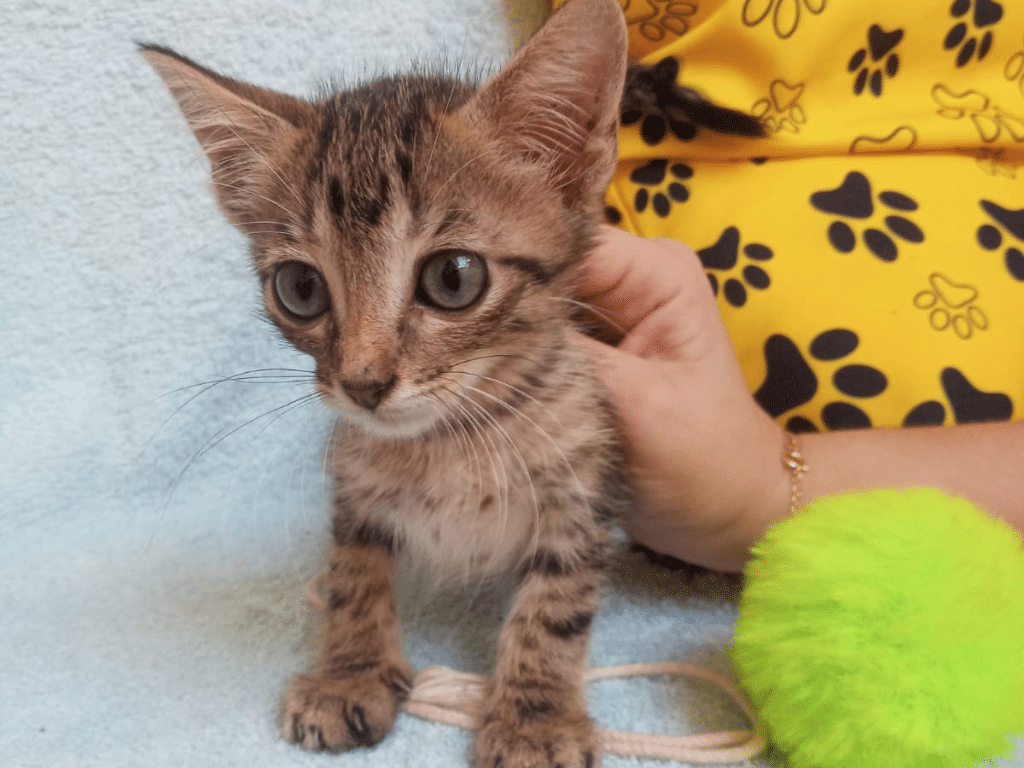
[623,0,698,42]
[753,329,888,432]
[1006,34,1024,95]
[742,0,826,40]
[848,25,904,97]
[944,0,1003,67]
[913,273,988,339]
[630,159,693,217]
[977,199,1024,281]
[696,226,773,307]
[751,80,807,133]
[810,171,924,262]
[933,84,1024,143]
[850,126,918,154]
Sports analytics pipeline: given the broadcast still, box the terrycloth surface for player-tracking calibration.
[1,2,1020,768]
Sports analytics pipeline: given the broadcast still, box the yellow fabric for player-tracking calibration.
[561,0,1024,430]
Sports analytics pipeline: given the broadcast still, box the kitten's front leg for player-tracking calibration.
[283,522,411,753]
[476,550,605,768]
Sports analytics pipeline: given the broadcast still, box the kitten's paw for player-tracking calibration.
[474,710,599,768]
[282,665,412,752]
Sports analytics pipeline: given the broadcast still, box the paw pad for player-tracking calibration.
[848,25,903,97]
[810,171,924,262]
[751,80,807,133]
[1007,34,1024,95]
[625,0,698,42]
[944,0,1003,67]
[977,200,1024,281]
[932,84,1024,142]
[621,57,699,145]
[741,0,827,40]
[604,206,623,225]
[913,273,989,339]
[630,159,693,217]
[903,367,1015,425]
[696,226,773,307]
[754,329,888,431]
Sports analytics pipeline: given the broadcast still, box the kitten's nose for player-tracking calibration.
[341,376,396,412]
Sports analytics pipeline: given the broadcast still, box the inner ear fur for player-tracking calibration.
[463,0,627,210]
[140,44,314,223]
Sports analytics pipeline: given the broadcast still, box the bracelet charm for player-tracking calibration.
[783,433,808,514]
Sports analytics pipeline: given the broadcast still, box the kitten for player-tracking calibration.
[142,1,758,766]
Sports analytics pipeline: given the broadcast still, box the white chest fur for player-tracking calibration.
[331,405,603,582]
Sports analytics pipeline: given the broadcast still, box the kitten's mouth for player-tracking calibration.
[320,387,440,439]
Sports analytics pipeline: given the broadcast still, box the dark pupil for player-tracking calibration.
[441,259,462,293]
[296,272,315,302]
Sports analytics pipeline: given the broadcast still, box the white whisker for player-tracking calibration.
[445,373,590,527]
[551,296,627,336]
[437,377,544,565]
[435,384,513,578]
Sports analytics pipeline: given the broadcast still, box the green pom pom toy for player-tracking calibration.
[734,488,1024,768]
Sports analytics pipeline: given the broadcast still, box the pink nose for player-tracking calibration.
[341,377,396,411]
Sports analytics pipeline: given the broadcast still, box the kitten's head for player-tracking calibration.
[142,0,626,438]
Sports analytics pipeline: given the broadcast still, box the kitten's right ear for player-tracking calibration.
[140,44,313,223]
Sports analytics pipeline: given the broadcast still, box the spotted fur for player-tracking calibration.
[144,1,631,766]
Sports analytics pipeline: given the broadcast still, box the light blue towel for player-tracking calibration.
[1,1,1020,766]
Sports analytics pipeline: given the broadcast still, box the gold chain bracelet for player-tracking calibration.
[782,432,808,514]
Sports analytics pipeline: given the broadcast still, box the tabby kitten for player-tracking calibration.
[142,1,755,766]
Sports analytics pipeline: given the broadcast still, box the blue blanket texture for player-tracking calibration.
[1,0,1020,766]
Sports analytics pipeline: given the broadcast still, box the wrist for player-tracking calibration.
[744,423,795,565]
[707,412,793,572]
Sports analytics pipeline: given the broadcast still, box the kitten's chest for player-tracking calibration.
[332,418,598,579]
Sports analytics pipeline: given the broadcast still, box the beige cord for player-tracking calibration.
[305,571,766,764]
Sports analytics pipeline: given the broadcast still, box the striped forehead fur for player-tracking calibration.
[307,70,479,232]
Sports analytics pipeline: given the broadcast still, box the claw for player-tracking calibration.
[344,703,373,747]
[290,713,304,744]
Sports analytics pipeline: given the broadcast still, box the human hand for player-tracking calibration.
[578,226,790,572]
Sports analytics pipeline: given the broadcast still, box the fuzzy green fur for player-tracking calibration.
[734,488,1024,768]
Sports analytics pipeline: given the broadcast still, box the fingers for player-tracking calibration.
[579,226,706,336]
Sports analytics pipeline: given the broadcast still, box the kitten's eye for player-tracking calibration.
[273,261,330,320]
[416,250,488,311]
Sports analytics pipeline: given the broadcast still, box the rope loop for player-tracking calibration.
[306,570,765,763]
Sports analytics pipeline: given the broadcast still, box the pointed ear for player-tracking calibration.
[465,0,627,210]
[140,44,313,223]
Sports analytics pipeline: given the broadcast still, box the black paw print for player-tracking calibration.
[604,206,623,225]
[630,159,693,217]
[696,226,773,307]
[976,199,1024,281]
[621,57,699,145]
[754,329,888,432]
[904,367,1013,425]
[811,171,924,262]
[848,25,904,97]
[944,0,1003,67]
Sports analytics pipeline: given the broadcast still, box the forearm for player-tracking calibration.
[716,420,1024,573]
[796,421,1024,532]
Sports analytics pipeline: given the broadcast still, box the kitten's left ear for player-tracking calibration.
[465,0,627,210]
